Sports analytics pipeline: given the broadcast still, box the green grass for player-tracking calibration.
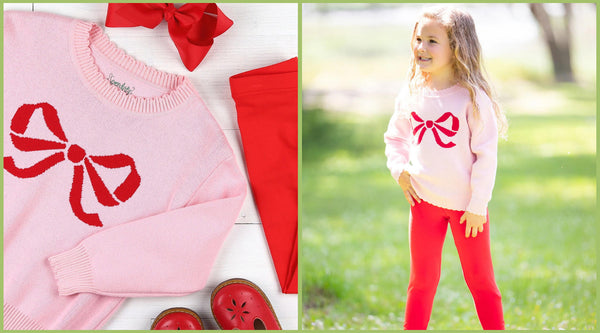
[301,83,596,330]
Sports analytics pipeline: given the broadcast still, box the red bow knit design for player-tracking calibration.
[411,112,459,148]
[4,103,141,227]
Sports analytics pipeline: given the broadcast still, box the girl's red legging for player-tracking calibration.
[404,200,504,330]
[229,57,298,294]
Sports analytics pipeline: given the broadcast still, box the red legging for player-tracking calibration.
[404,200,504,330]
[229,58,298,294]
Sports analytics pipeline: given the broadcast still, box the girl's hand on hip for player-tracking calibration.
[460,211,487,238]
[397,171,421,206]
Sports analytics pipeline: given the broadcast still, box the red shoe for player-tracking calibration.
[151,307,204,330]
[211,278,282,330]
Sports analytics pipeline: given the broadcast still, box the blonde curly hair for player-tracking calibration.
[407,6,508,137]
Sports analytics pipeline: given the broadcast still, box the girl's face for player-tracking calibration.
[413,18,454,81]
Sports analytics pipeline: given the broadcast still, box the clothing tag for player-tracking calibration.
[107,73,136,95]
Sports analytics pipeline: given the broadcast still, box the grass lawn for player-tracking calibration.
[301,83,596,330]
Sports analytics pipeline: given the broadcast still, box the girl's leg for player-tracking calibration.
[448,213,505,330]
[404,201,449,330]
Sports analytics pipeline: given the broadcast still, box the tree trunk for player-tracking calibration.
[529,3,574,82]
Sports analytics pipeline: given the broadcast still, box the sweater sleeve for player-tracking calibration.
[48,154,247,297]
[465,91,499,216]
[384,93,413,182]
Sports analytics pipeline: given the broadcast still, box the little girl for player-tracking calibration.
[384,7,508,330]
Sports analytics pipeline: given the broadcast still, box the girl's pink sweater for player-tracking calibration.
[3,11,246,329]
[384,84,498,215]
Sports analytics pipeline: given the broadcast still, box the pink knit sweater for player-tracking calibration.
[3,11,246,329]
[384,84,498,215]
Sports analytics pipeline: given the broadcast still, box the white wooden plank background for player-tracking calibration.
[3,3,298,330]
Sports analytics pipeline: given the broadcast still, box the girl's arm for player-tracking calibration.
[384,95,422,206]
[465,91,499,216]
[384,95,413,182]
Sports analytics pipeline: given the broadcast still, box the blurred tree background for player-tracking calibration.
[302,3,596,330]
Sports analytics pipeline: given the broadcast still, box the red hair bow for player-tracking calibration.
[4,103,141,227]
[105,3,234,71]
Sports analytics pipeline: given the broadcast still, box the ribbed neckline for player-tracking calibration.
[422,84,462,97]
[71,20,195,113]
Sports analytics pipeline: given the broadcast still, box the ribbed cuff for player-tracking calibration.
[391,166,404,184]
[391,161,413,184]
[3,303,45,330]
[48,244,96,296]
[466,198,488,216]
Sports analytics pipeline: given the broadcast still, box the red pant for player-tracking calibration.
[404,201,504,330]
[229,58,298,294]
